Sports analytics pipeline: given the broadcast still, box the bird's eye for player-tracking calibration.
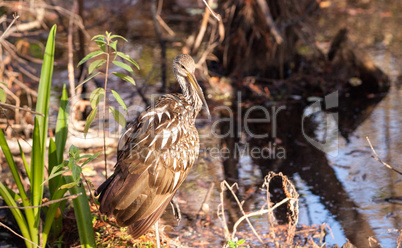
[181,65,185,70]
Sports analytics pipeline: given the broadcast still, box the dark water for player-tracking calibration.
[170,72,400,247]
[170,1,402,245]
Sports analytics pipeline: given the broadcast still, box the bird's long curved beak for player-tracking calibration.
[187,72,210,117]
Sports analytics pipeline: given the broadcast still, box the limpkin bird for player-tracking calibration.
[95,54,209,238]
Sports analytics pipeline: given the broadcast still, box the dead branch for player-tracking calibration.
[0,193,82,210]
[202,0,221,21]
[366,136,402,175]
[268,172,299,244]
[219,180,265,245]
[4,71,38,97]
[217,182,230,240]
[217,172,300,246]
[195,41,218,70]
[232,197,291,240]
[0,14,19,43]
[368,236,383,248]
[0,2,88,38]
[196,182,215,223]
[256,0,283,44]
[0,102,44,117]
[263,172,279,247]
[0,221,40,248]
[0,82,20,123]
[43,4,88,37]
[151,0,167,91]
[225,181,264,244]
[156,15,175,37]
[192,0,213,53]
[3,41,40,81]
[0,7,45,41]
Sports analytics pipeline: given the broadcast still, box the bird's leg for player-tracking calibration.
[155,221,161,248]
[170,196,181,223]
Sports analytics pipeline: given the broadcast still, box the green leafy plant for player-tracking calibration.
[76,31,139,178]
[45,145,100,190]
[77,31,139,135]
[227,239,246,248]
[0,25,96,248]
[0,82,6,102]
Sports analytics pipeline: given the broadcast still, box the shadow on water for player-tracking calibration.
[220,89,390,247]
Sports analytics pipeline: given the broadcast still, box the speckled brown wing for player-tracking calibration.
[96,94,200,238]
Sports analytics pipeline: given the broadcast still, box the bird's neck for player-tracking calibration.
[178,78,202,117]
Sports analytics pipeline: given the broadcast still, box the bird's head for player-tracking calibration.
[173,54,210,117]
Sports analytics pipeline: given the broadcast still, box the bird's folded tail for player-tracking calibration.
[95,172,123,216]
[128,195,174,239]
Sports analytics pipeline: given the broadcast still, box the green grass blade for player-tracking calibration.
[35,24,56,135]
[46,138,67,244]
[0,129,30,207]
[55,84,69,165]
[30,117,43,245]
[0,128,36,244]
[0,182,33,248]
[65,176,96,248]
[17,140,31,181]
[48,138,59,193]
[5,186,21,202]
[41,188,68,247]
[50,84,69,244]
[31,26,56,245]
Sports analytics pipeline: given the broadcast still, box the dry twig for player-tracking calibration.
[0,193,82,210]
[196,182,215,223]
[192,0,213,53]
[366,136,402,175]
[255,0,283,44]
[223,181,264,244]
[0,221,41,248]
[218,172,300,247]
[202,0,221,21]
[0,14,19,43]
[0,102,44,117]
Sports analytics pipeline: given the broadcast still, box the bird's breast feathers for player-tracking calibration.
[117,94,200,189]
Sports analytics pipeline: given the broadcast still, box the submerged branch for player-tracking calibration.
[366,136,402,175]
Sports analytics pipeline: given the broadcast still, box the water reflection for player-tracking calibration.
[218,89,392,247]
